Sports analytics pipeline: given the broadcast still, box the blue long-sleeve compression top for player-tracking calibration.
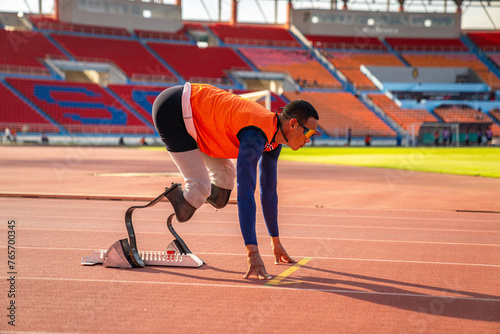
[237,127,282,245]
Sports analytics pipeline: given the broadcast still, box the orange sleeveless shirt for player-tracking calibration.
[189,84,278,159]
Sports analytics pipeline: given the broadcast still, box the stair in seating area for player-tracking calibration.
[367,94,438,133]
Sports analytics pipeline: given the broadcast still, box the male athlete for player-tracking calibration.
[152,83,319,279]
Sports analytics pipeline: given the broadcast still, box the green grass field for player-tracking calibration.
[279,147,500,178]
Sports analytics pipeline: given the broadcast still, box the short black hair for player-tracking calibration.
[282,100,319,124]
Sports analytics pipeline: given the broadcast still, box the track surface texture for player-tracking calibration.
[0,146,499,333]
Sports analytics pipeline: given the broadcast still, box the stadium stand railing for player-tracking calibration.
[29,15,131,37]
[0,122,59,135]
[305,35,387,51]
[0,64,50,76]
[385,37,468,52]
[133,28,191,41]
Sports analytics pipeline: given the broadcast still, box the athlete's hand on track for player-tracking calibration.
[271,236,296,264]
[243,245,272,280]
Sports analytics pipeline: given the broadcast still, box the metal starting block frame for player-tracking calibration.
[81,183,204,268]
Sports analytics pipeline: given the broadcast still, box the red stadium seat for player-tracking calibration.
[148,42,252,84]
[0,29,67,70]
[6,78,153,134]
[0,82,59,133]
[467,31,500,52]
[51,34,176,81]
[210,23,301,47]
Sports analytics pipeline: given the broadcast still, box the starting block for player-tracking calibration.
[81,183,204,268]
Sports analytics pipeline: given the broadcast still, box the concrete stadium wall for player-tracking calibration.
[291,9,461,38]
[59,0,182,32]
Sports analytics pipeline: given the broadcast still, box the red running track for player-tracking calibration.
[0,146,499,333]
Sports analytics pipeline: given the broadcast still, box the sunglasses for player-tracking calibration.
[294,117,317,139]
[278,108,317,139]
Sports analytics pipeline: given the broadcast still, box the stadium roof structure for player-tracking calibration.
[194,0,500,29]
[4,0,500,29]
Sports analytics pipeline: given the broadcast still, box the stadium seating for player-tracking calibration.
[233,89,288,112]
[51,34,176,81]
[284,91,395,137]
[6,78,153,134]
[489,108,500,123]
[209,23,301,47]
[326,51,404,67]
[1,17,498,141]
[434,104,500,135]
[467,31,500,52]
[0,29,67,72]
[0,81,59,133]
[488,53,500,68]
[402,52,500,90]
[240,48,342,89]
[109,84,288,127]
[368,94,437,131]
[306,35,386,50]
[134,23,208,41]
[434,105,489,123]
[325,51,404,90]
[29,16,131,36]
[108,84,169,125]
[148,42,252,84]
[385,37,468,52]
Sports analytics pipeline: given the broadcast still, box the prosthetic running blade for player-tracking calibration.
[82,183,204,268]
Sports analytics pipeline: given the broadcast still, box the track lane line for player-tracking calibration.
[3,228,499,247]
[5,276,500,303]
[6,246,500,267]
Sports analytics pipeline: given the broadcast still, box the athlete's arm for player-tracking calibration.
[237,127,271,279]
[259,146,296,264]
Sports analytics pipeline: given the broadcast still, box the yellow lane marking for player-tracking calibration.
[265,257,312,286]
